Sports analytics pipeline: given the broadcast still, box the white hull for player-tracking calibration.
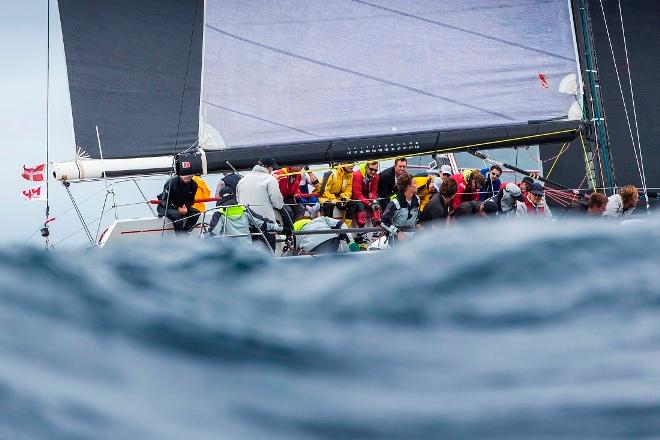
[98,217,202,247]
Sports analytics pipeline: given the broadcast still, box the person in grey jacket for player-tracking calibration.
[236,157,284,223]
[380,172,420,244]
[293,213,354,254]
[604,185,638,220]
[237,156,291,250]
[208,187,283,249]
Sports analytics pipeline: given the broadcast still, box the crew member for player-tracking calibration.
[157,174,200,234]
[348,161,381,232]
[377,157,408,210]
[480,165,502,201]
[451,170,486,211]
[604,185,638,220]
[319,162,354,218]
[236,156,287,250]
[516,182,552,218]
[381,172,420,244]
[273,165,305,221]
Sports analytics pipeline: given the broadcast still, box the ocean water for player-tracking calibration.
[1,217,660,439]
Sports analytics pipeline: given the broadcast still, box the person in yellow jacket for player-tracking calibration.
[191,175,211,213]
[413,173,437,212]
[319,163,354,218]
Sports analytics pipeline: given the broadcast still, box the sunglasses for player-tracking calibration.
[367,167,378,172]
[491,172,501,178]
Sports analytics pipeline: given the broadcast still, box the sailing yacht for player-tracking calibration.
[45,0,656,248]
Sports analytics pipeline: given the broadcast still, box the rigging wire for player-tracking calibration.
[580,0,615,189]
[162,0,200,237]
[63,182,96,246]
[616,0,650,210]
[44,0,50,249]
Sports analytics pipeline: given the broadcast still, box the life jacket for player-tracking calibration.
[192,176,211,213]
[293,218,312,231]
[352,164,379,204]
[450,171,480,210]
[522,196,545,215]
[320,165,353,203]
[413,175,434,211]
[273,167,302,198]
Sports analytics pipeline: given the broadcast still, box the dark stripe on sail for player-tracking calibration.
[351,0,575,62]
[203,101,320,138]
[206,25,517,122]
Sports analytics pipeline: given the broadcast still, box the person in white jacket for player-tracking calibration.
[604,185,638,220]
[237,156,284,223]
[516,183,552,219]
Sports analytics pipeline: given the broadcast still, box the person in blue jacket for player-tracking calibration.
[480,165,502,201]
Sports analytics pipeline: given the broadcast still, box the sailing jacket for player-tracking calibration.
[215,173,243,198]
[293,216,351,252]
[273,167,303,199]
[604,194,635,220]
[192,176,211,213]
[157,176,198,215]
[480,167,501,201]
[320,165,353,203]
[236,165,284,223]
[381,192,420,233]
[420,193,450,224]
[414,175,435,211]
[450,171,479,211]
[352,164,379,206]
[209,202,283,246]
[377,166,397,207]
[515,196,552,218]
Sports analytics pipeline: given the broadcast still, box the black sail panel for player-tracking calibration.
[588,0,660,190]
[544,0,660,194]
[58,0,203,159]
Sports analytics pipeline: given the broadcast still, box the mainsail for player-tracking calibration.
[54,0,584,180]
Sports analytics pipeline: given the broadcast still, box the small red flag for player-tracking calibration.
[22,164,45,181]
[21,185,46,201]
[538,73,549,89]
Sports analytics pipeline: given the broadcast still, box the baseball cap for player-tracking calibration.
[529,182,545,197]
[504,183,525,201]
[522,176,534,186]
[440,165,452,175]
[258,156,277,168]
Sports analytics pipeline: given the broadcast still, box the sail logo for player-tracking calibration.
[21,185,46,201]
[22,164,45,181]
[538,73,549,89]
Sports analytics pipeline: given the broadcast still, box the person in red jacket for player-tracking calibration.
[347,161,381,231]
[450,170,486,211]
[273,165,305,221]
